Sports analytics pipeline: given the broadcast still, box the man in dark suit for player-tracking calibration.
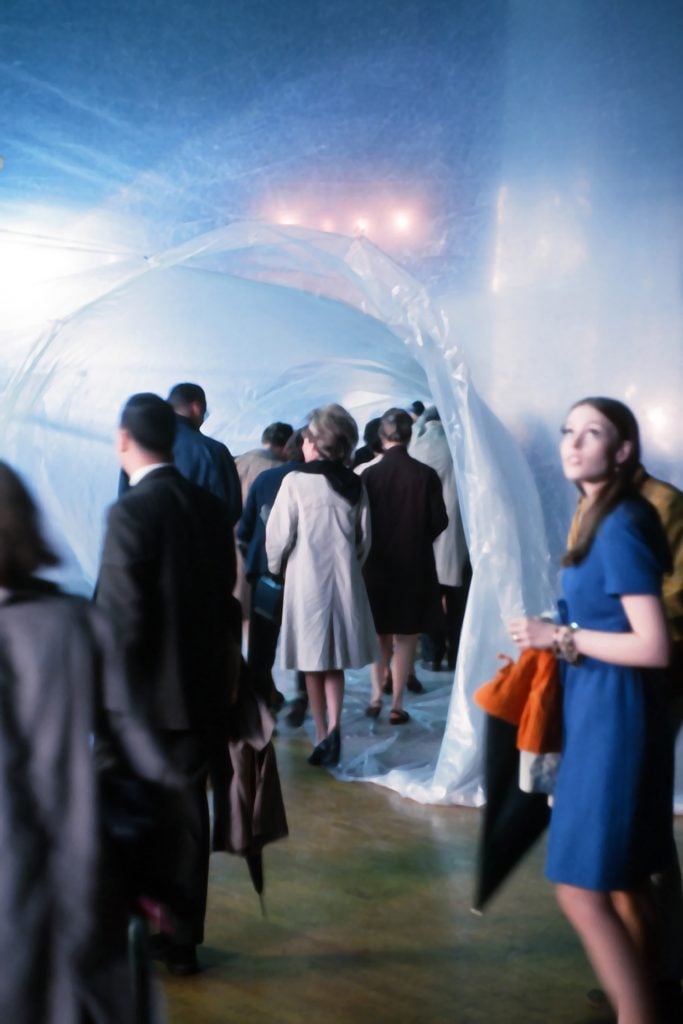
[96,392,238,976]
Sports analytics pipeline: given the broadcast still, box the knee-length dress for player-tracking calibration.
[546,497,675,891]
[266,470,379,672]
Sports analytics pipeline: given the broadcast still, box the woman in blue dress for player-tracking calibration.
[509,397,674,1024]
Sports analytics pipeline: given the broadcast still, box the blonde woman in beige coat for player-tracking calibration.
[266,404,378,766]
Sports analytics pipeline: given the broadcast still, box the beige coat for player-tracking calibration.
[266,472,378,671]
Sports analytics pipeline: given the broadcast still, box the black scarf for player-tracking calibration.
[296,460,362,506]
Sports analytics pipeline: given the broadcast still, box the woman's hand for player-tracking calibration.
[508,617,556,651]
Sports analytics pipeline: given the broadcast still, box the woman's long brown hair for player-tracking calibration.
[0,462,59,586]
[561,397,641,566]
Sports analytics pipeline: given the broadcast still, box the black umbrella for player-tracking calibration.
[472,714,551,913]
[245,850,267,916]
[211,658,288,916]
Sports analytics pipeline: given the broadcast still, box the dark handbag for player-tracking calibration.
[252,574,284,624]
[99,768,163,848]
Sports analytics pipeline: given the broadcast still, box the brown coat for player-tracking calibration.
[362,445,448,633]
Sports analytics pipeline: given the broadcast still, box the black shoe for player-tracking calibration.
[151,937,200,977]
[165,944,200,977]
[269,688,286,712]
[307,742,324,766]
[285,698,308,728]
[148,933,170,961]
[585,988,608,1011]
[307,727,341,767]
[656,980,683,1023]
[382,670,393,695]
[406,674,424,693]
[321,726,341,766]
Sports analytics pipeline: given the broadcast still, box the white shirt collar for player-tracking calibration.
[128,462,173,487]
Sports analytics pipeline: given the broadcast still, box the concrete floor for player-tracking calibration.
[156,729,681,1024]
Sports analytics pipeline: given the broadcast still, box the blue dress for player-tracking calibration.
[546,497,674,891]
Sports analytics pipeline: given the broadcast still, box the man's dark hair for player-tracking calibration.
[282,429,305,462]
[120,393,176,455]
[167,383,207,412]
[262,422,294,449]
[0,462,59,585]
[379,407,413,445]
[363,417,383,454]
[409,400,425,418]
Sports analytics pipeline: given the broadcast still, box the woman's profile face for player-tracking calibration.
[560,403,624,488]
[302,434,319,463]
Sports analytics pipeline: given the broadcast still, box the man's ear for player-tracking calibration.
[116,427,131,454]
[190,400,205,426]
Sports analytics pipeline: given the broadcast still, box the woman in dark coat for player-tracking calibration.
[0,462,176,1024]
[362,407,448,723]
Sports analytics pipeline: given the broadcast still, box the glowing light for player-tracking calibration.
[353,217,370,235]
[277,211,300,226]
[646,405,668,435]
[320,218,335,232]
[392,209,413,233]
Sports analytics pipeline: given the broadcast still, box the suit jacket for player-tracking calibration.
[116,415,242,528]
[96,466,237,733]
[173,415,242,526]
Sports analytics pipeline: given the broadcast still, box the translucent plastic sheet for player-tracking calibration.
[1,0,682,807]
[0,222,555,806]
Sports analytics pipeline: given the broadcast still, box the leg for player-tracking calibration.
[305,671,327,744]
[420,630,438,668]
[370,634,393,704]
[285,671,309,727]
[143,731,210,975]
[650,853,683,985]
[611,887,656,965]
[441,584,458,669]
[425,586,448,668]
[556,883,656,1024]
[391,634,419,712]
[323,670,344,731]
[447,562,471,668]
[247,600,281,706]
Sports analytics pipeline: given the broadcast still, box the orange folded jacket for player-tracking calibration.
[474,648,562,754]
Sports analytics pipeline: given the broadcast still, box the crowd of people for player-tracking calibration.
[0,382,681,1024]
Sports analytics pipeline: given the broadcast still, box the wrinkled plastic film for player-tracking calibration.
[2,0,682,806]
[0,225,556,806]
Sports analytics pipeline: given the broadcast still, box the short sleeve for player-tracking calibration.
[600,501,668,597]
